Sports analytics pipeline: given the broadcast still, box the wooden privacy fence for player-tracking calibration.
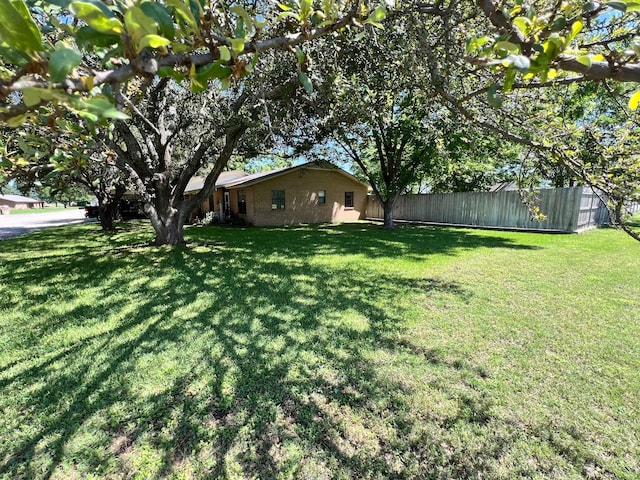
[366,186,622,232]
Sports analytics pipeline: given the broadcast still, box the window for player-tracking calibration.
[272,190,285,210]
[238,190,247,214]
[318,190,326,205]
[345,191,354,208]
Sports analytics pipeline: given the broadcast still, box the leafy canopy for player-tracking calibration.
[0,0,386,124]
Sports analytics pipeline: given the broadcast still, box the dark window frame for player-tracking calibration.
[318,190,326,205]
[272,190,285,210]
[238,190,247,214]
[345,191,354,208]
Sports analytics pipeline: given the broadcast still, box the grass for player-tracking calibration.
[8,207,75,215]
[0,220,639,479]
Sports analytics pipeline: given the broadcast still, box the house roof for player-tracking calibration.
[184,170,248,193]
[488,181,518,192]
[220,161,369,189]
[220,167,289,188]
[0,194,41,204]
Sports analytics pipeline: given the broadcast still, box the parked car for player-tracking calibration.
[119,200,146,220]
[84,205,99,218]
[84,201,147,220]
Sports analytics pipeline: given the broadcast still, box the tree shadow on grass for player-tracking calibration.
[205,221,542,261]
[625,215,640,229]
[0,223,569,479]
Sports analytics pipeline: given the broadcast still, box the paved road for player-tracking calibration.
[0,208,96,240]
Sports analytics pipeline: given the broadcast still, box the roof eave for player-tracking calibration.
[221,161,370,189]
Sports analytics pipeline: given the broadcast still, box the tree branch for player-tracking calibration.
[0,7,360,111]
[460,76,592,103]
[474,0,640,82]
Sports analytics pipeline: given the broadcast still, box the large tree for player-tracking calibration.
[305,3,524,228]
[304,10,444,228]
[0,0,389,244]
[422,126,521,194]
[108,62,305,244]
[4,0,640,123]
[1,119,130,230]
[0,1,387,123]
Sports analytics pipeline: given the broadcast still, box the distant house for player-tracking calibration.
[0,194,43,212]
[488,181,518,192]
[185,161,369,226]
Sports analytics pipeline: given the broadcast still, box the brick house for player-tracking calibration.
[185,161,369,226]
[0,194,43,213]
[184,170,248,220]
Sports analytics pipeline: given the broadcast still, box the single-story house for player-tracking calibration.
[0,194,44,212]
[185,161,369,226]
[184,170,249,220]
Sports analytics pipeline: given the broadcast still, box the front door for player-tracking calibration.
[223,191,230,220]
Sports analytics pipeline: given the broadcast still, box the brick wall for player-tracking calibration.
[230,167,368,226]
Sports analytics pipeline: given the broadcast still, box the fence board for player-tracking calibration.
[366,187,616,232]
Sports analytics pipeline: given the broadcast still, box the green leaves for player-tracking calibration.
[512,16,531,35]
[157,66,184,82]
[165,0,198,34]
[568,20,582,42]
[70,1,124,35]
[49,47,82,82]
[576,54,591,67]
[364,5,386,28]
[466,36,489,54]
[629,90,640,110]
[140,2,175,40]
[549,16,567,32]
[606,0,640,11]
[0,0,43,54]
[298,71,313,94]
[125,6,171,52]
[607,0,630,11]
[0,1,400,127]
[300,0,313,20]
[487,84,502,108]
[494,41,519,53]
[189,61,232,93]
[21,87,68,107]
[74,97,128,121]
[219,46,231,62]
[230,5,253,29]
[138,34,171,51]
[75,26,119,49]
[230,38,245,56]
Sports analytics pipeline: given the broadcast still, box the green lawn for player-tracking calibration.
[8,206,74,215]
[0,221,638,479]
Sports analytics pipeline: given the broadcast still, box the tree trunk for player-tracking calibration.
[613,199,640,242]
[96,185,124,232]
[150,212,185,245]
[147,204,189,245]
[153,220,185,245]
[98,204,117,231]
[383,198,396,229]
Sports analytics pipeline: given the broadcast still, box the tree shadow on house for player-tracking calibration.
[0,223,577,479]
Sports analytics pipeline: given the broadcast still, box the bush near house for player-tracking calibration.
[0,220,639,479]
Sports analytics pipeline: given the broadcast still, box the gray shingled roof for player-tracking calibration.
[184,170,249,193]
[220,167,290,188]
[0,194,41,203]
[219,161,369,189]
